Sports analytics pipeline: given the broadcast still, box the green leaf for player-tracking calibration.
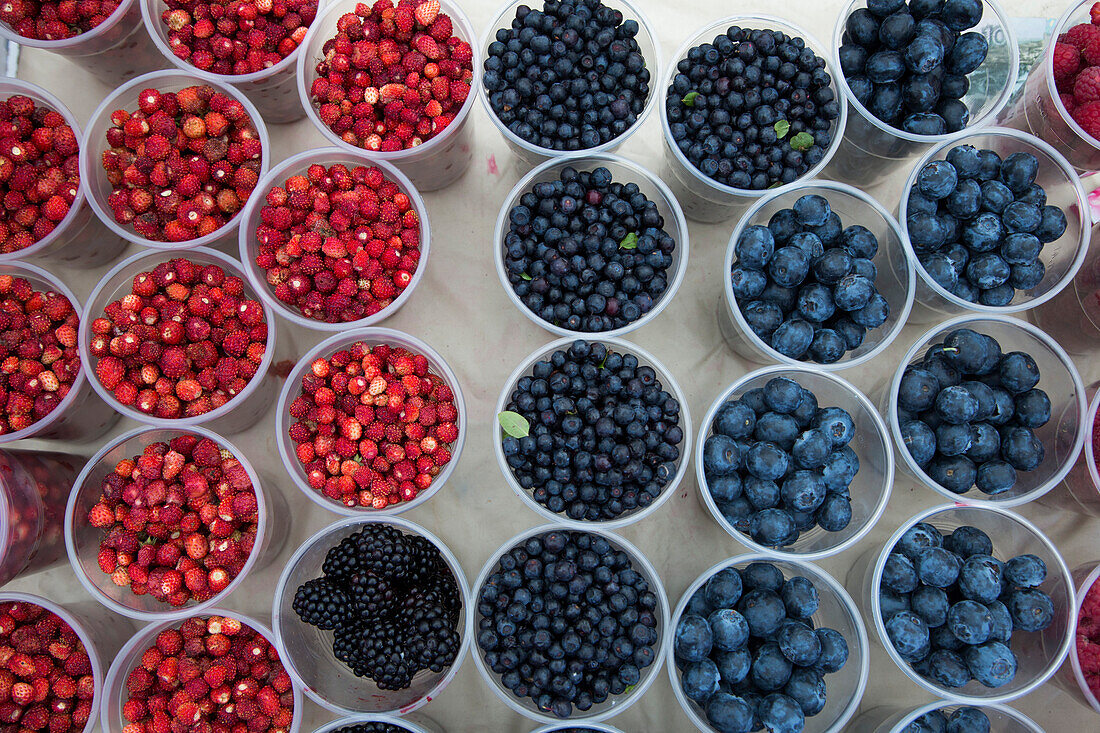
[619,232,638,249]
[767,181,782,189]
[682,91,699,107]
[520,272,532,281]
[790,132,815,152]
[774,120,790,139]
[498,411,530,438]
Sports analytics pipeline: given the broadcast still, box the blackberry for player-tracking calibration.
[292,577,349,630]
[357,618,414,690]
[404,534,441,585]
[348,571,397,621]
[332,622,363,666]
[353,524,414,583]
[321,534,362,581]
[330,724,411,733]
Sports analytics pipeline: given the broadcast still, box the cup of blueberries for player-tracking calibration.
[827,0,1019,188]
[886,315,1087,506]
[854,701,1045,732]
[853,503,1075,704]
[722,181,915,368]
[899,127,1090,318]
[494,154,689,338]
[312,713,443,733]
[696,368,894,560]
[528,724,626,733]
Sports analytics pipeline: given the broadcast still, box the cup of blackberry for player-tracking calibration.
[494,337,689,527]
[660,15,846,224]
[827,0,1018,188]
[472,525,669,724]
[852,701,1044,733]
[480,0,659,169]
[313,713,442,733]
[884,315,1087,506]
[495,154,688,338]
[272,516,469,715]
[723,181,915,369]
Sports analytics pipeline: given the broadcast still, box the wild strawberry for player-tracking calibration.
[414,0,439,26]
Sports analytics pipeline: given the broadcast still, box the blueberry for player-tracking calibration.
[751,641,794,691]
[941,73,970,99]
[1006,588,1055,632]
[736,226,776,269]
[962,212,1005,253]
[847,8,882,47]
[738,589,786,637]
[759,693,805,733]
[731,267,769,299]
[883,552,920,594]
[885,611,930,661]
[935,385,978,424]
[966,253,1011,289]
[769,209,802,244]
[822,446,860,491]
[852,293,889,328]
[776,620,822,667]
[703,435,742,477]
[742,562,784,592]
[868,0,906,14]
[841,225,879,259]
[918,160,959,200]
[1035,205,1067,243]
[832,274,875,312]
[793,195,831,227]
[770,319,814,359]
[715,400,757,439]
[980,179,1014,214]
[897,522,943,561]
[940,0,983,31]
[938,99,970,132]
[681,658,720,704]
[1000,233,1042,266]
[705,691,755,733]
[721,498,754,533]
[791,431,831,470]
[879,11,916,49]
[908,189,939,215]
[744,476,781,510]
[927,649,971,688]
[904,33,945,73]
[834,318,867,351]
[783,667,826,716]
[927,455,977,493]
[750,508,797,547]
[742,388,768,415]
[910,0,946,18]
[686,588,712,617]
[716,648,752,685]
[866,50,908,85]
[947,599,993,644]
[708,609,751,651]
[840,43,869,76]
[1017,184,1048,207]
[789,231,825,260]
[931,624,964,653]
[742,300,784,337]
[781,576,819,619]
[960,380,996,421]
[986,600,1013,643]
[755,412,799,447]
[911,586,950,626]
[705,567,744,608]
[907,212,948,251]
[1002,201,1042,233]
[947,144,982,178]
[979,283,1015,306]
[675,614,713,662]
[902,420,937,466]
[1014,388,1051,428]
[978,149,1004,181]
[768,246,812,288]
[812,628,848,675]
[947,707,991,733]
[850,257,878,280]
[816,493,853,532]
[899,366,940,411]
[1004,554,1046,588]
[965,423,1001,463]
[975,460,1016,495]
[944,177,982,218]
[957,554,1003,604]
[810,329,846,363]
[934,423,973,457]
[1001,426,1044,471]
[813,407,855,447]
[764,377,804,414]
[942,328,998,374]
[712,474,746,503]
[908,709,949,733]
[945,525,992,559]
[944,31,988,74]
[1010,260,1046,290]
[964,641,1017,688]
[918,547,962,588]
[1000,151,1039,193]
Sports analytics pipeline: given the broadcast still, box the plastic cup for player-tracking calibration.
[297,0,481,192]
[0,450,84,587]
[493,152,689,339]
[275,327,466,516]
[272,515,470,715]
[238,147,432,332]
[1030,225,1100,356]
[882,314,1087,507]
[720,180,915,370]
[0,79,127,267]
[528,724,625,733]
[102,609,304,732]
[999,0,1100,172]
[1048,385,1100,516]
[492,335,691,529]
[696,365,894,561]
[825,0,1018,189]
[1064,561,1100,713]
[141,0,312,124]
[659,15,847,224]
[852,701,1043,733]
[848,503,1075,704]
[0,0,167,85]
[471,524,669,725]
[0,263,119,444]
[64,424,289,621]
[314,713,443,733]
[896,128,1090,321]
[78,247,279,434]
[479,0,660,171]
[79,69,271,252]
[666,554,869,733]
[0,591,137,733]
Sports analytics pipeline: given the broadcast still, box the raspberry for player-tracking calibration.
[1075,100,1100,140]
[1085,38,1100,67]
[1054,41,1082,81]
[1076,66,1100,104]
[1093,1,1100,25]
[1066,22,1100,50]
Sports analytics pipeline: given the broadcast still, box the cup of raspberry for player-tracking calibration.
[240,148,430,331]
[1066,561,1100,713]
[852,701,1043,732]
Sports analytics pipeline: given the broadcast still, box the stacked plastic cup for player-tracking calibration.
[297,0,481,192]
[826,0,1018,189]
[493,336,690,528]
[1065,561,1100,713]
[696,365,894,561]
[851,701,1044,732]
[720,180,915,370]
[897,128,1090,323]
[239,148,432,332]
[666,554,869,733]
[479,0,660,171]
[848,504,1075,704]
[314,714,443,733]
[471,524,669,725]
[659,15,847,224]
[272,516,470,716]
[79,69,271,252]
[1031,225,1100,356]
[65,425,289,620]
[883,314,1087,507]
[0,79,127,267]
[494,153,689,339]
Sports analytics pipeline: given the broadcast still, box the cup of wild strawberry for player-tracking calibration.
[79,70,270,251]
[79,248,277,434]
[65,425,289,621]
[297,0,479,192]
[102,610,302,732]
[275,328,465,515]
[0,592,137,733]
[141,0,319,124]
[240,148,430,331]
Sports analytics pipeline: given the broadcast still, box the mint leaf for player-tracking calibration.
[790,132,815,152]
[619,232,638,249]
[682,91,699,107]
[498,411,530,438]
[774,120,790,139]
[520,272,532,281]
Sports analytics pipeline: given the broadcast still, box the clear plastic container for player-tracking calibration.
[0,0,167,85]
[471,523,670,725]
[479,0,660,171]
[881,314,1087,507]
[275,327,466,516]
[825,0,1018,189]
[314,713,443,733]
[0,262,119,444]
[272,515,470,715]
[0,79,127,267]
[528,724,625,733]
[696,365,894,561]
[853,701,1044,733]
[848,504,1075,704]
[999,0,1100,173]
[1030,224,1100,356]
[64,424,290,621]
[238,147,432,332]
[658,15,847,224]
[102,608,304,732]
[78,247,279,434]
[296,0,481,192]
[1064,561,1100,713]
[666,553,869,733]
[1048,385,1100,516]
[897,128,1090,321]
[492,335,691,529]
[493,153,689,339]
[78,69,271,252]
[0,450,83,587]
[720,180,915,370]
[0,591,138,733]
[141,0,311,123]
